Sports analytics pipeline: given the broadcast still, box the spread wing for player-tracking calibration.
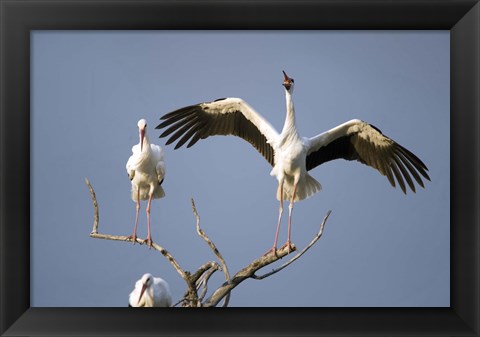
[156,97,279,166]
[306,119,430,193]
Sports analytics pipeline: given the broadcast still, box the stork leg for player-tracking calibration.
[282,183,297,254]
[264,180,284,257]
[128,189,141,244]
[145,193,154,248]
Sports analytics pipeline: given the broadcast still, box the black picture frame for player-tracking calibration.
[1,1,478,336]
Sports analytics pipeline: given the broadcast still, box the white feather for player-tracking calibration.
[128,273,172,307]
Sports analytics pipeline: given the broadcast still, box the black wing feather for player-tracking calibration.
[306,136,358,170]
[306,122,430,194]
[157,102,275,166]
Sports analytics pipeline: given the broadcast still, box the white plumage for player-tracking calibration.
[126,119,165,247]
[156,71,429,255]
[128,273,172,307]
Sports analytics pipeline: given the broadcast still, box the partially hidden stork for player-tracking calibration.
[156,71,430,256]
[128,273,172,307]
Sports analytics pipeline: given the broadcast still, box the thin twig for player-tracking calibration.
[191,199,231,307]
[251,210,332,280]
[197,265,221,302]
[85,178,99,234]
[190,261,222,284]
[172,298,185,307]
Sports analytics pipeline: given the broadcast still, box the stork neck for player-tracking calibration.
[282,90,297,136]
[141,133,151,153]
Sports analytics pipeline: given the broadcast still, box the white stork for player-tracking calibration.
[156,71,430,256]
[128,273,172,307]
[126,119,165,247]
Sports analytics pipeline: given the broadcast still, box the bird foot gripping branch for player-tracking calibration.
[263,243,297,258]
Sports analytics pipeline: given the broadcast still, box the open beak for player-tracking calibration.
[138,283,147,305]
[140,128,145,152]
[282,70,292,90]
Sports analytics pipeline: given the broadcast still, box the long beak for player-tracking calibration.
[140,128,145,152]
[138,283,147,305]
[282,70,292,89]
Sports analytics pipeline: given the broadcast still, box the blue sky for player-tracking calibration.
[31,31,449,307]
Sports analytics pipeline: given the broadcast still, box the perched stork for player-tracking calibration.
[126,119,165,247]
[128,273,172,307]
[156,71,430,256]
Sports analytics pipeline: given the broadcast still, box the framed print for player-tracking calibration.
[1,0,479,336]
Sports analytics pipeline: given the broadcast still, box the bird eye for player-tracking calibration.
[291,79,295,83]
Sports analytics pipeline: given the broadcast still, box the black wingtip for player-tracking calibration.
[165,137,176,146]
[156,120,172,130]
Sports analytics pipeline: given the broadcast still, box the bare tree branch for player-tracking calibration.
[190,261,222,287]
[176,262,221,307]
[202,243,296,307]
[85,178,191,288]
[85,177,99,234]
[171,298,185,307]
[85,177,332,307]
[85,178,226,307]
[202,211,332,306]
[197,265,221,302]
[191,199,231,307]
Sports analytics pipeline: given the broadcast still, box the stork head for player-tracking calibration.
[138,273,153,305]
[282,70,295,93]
[137,119,147,151]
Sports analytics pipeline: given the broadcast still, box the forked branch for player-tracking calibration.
[191,199,231,307]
